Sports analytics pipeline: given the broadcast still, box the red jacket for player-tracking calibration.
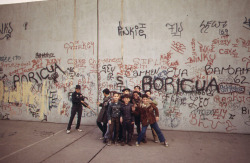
[133,103,159,126]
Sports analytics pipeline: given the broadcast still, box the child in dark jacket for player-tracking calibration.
[132,94,169,147]
[120,94,135,146]
[97,88,112,140]
[107,92,122,145]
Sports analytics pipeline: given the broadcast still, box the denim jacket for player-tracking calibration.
[107,101,122,120]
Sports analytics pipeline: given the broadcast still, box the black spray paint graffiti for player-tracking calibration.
[118,21,146,39]
[116,76,126,91]
[13,63,65,87]
[125,68,160,78]
[242,107,249,114]
[48,90,60,111]
[23,22,28,30]
[200,20,228,36]
[243,17,250,30]
[0,112,10,120]
[166,22,183,37]
[0,55,21,62]
[35,52,55,59]
[100,64,115,80]
[0,22,13,40]
[28,104,40,118]
[142,76,219,95]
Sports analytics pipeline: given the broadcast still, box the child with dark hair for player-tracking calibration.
[131,91,142,137]
[132,94,169,147]
[145,90,159,143]
[120,94,135,146]
[107,92,122,145]
[133,86,142,97]
[97,88,112,140]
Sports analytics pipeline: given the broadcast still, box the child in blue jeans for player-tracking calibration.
[132,94,169,147]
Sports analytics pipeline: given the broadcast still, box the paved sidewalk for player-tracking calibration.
[0,120,249,163]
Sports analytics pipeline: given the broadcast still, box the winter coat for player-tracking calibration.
[97,96,112,123]
[133,103,159,126]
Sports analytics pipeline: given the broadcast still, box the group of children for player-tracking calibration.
[97,86,169,147]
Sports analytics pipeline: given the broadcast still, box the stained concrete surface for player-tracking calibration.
[0,120,249,163]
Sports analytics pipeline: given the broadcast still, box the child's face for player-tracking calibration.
[124,97,130,104]
[124,90,130,95]
[133,93,139,99]
[146,92,151,97]
[134,87,140,92]
[113,94,119,102]
[142,97,148,104]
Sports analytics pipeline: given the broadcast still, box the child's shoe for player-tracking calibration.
[66,130,70,134]
[121,142,125,146]
[164,141,169,147]
[128,142,133,146]
[107,140,112,146]
[135,141,139,147]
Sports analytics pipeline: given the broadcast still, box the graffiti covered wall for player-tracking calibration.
[0,0,249,133]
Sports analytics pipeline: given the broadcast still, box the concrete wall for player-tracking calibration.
[0,0,249,133]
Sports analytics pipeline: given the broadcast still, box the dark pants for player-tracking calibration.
[118,122,123,141]
[109,117,120,141]
[122,120,133,143]
[67,107,82,130]
[97,121,107,137]
[134,115,141,135]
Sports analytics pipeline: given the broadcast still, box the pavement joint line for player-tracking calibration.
[88,144,107,163]
[40,126,98,163]
[0,127,66,161]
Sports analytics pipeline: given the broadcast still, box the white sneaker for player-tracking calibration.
[136,141,139,147]
[66,130,70,134]
[77,129,83,132]
[164,141,169,147]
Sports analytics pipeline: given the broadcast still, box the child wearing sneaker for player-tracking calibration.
[107,92,122,145]
[132,94,169,147]
[120,94,135,146]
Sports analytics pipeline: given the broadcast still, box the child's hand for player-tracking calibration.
[108,120,111,124]
[120,117,123,123]
[131,121,134,124]
[156,117,159,122]
[132,105,136,111]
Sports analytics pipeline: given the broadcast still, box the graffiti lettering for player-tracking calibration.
[0,22,13,40]
[35,52,55,58]
[205,65,249,75]
[166,22,183,37]
[118,21,146,39]
[243,17,250,30]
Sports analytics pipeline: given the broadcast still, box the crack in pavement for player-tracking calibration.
[40,126,98,163]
